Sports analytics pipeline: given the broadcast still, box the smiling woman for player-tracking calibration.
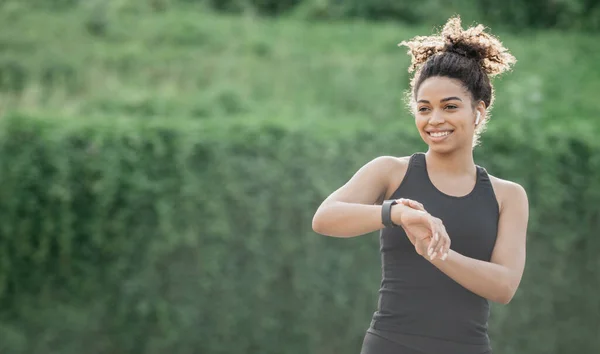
[311,16,529,354]
[401,16,516,148]
[414,79,482,155]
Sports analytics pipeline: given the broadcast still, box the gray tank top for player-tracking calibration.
[368,152,500,354]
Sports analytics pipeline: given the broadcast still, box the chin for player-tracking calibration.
[419,134,452,153]
[426,144,456,155]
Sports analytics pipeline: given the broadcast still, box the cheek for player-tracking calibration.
[449,114,471,129]
[414,115,427,129]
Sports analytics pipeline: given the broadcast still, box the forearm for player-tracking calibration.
[429,250,517,304]
[312,202,384,237]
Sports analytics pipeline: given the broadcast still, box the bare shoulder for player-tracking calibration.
[363,155,410,174]
[488,175,529,214]
[353,155,412,203]
[384,155,411,199]
[367,155,412,202]
[318,155,412,207]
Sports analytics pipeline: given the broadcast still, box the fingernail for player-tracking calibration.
[442,253,448,261]
[431,252,437,260]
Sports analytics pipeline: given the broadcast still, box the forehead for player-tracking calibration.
[416,76,470,101]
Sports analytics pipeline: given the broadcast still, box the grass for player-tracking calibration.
[0,5,598,134]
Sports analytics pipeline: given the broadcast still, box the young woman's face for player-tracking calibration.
[414,76,484,154]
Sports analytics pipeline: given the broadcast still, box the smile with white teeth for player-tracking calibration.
[429,131,452,137]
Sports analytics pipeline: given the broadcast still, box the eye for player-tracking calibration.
[418,106,430,112]
[445,104,458,110]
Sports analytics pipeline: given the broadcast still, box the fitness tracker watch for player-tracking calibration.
[381,199,400,228]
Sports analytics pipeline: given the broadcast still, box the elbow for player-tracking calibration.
[311,210,328,236]
[312,202,354,238]
[312,205,339,237]
[496,282,519,305]
[312,215,324,235]
[496,293,513,305]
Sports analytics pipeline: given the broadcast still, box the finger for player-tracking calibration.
[441,242,450,261]
[427,218,439,259]
[436,222,450,260]
[443,232,451,260]
[436,235,448,261]
[440,238,449,261]
[433,220,446,257]
[396,199,410,211]
[407,199,425,211]
[396,198,425,211]
[431,219,447,261]
[410,201,425,211]
[396,198,413,208]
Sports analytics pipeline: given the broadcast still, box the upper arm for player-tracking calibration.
[490,180,529,290]
[317,156,407,207]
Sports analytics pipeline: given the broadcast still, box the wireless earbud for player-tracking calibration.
[475,111,481,126]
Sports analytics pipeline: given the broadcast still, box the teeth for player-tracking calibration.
[430,131,451,137]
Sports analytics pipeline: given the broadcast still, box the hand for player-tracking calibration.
[394,199,430,256]
[390,199,434,254]
[391,201,432,254]
[394,199,451,261]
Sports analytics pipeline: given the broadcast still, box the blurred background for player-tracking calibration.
[0,0,598,353]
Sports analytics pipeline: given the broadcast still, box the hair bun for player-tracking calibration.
[399,16,516,77]
[444,41,484,61]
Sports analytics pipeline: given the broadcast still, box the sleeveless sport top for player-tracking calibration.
[368,152,500,354]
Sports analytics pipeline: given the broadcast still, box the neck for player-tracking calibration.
[425,147,475,175]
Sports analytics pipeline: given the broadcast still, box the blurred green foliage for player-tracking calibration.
[0,113,598,353]
[0,6,598,133]
[3,0,600,31]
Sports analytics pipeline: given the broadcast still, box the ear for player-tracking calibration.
[474,101,486,126]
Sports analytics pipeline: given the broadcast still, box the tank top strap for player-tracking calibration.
[396,152,428,188]
[474,165,484,181]
[474,165,499,210]
[410,152,427,167]
[407,152,427,176]
[475,165,493,187]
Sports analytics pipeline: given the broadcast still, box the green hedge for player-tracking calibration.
[0,113,598,353]
[4,0,599,31]
[1,8,599,133]
[208,0,600,31]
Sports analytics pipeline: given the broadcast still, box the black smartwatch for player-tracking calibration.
[381,199,400,228]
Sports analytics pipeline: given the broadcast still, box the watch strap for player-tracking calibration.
[381,199,399,228]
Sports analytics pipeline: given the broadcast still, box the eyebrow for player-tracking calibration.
[417,97,463,104]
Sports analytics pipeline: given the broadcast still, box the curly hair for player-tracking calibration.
[399,16,516,146]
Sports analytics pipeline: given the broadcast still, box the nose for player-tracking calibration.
[428,110,445,125]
